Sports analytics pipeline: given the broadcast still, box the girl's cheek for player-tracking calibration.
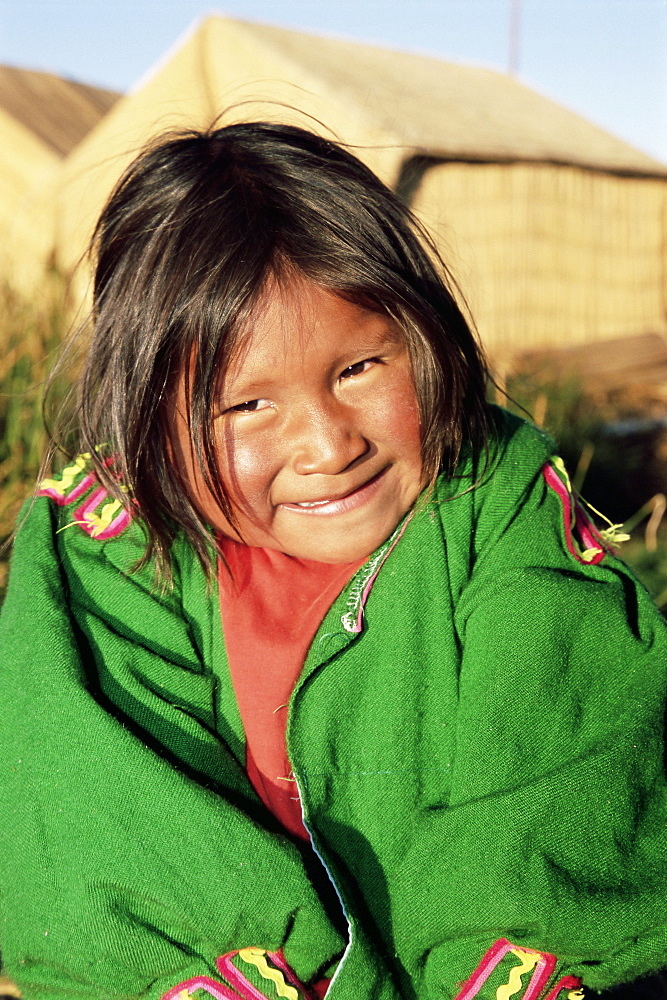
[218,428,279,511]
[372,376,422,447]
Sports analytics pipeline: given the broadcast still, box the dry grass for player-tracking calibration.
[503,368,667,613]
[0,277,67,599]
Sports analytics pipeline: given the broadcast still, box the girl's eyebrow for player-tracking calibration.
[220,378,274,400]
[222,324,404,396]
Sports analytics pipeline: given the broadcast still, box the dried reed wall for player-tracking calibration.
[0,109,58,295]
[413,161,667,361]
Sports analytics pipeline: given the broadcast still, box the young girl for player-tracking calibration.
[1,122,666,1000]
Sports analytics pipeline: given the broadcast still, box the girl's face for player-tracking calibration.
[172,278,425,563]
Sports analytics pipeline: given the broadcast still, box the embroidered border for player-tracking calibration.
[454,938,556,1000]
[37,454,95,506]
[37,453,133,540]
[453,938,582,1000]
[71,486,132,540]
[160,974,239,999]
[543,461,607,566]
[160,948,318,1000]
[160,942,583,1000]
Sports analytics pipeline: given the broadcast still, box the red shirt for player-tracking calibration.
[218,536,364,840]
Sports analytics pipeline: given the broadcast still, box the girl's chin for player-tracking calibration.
[259,515,406,564]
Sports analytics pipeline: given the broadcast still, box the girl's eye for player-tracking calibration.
[339,357,380,380]
[226,398,273,413]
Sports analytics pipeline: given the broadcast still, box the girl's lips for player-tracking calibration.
[278,469,388,516]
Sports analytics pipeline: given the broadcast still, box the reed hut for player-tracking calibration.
[54,16,667,369]
[0,66,117,294]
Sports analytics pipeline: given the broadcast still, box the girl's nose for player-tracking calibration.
[289,403,370,476]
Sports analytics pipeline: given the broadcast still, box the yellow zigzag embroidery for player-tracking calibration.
[39,453,90,495]
[496,949,540,1000]
[84,498,123,536]
[238,948,299,1000]
[59,500,123,538]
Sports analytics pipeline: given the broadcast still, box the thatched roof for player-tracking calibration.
[239,19,666,177]
[0,65,119,156]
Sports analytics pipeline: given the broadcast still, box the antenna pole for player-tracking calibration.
[509,0,521,75]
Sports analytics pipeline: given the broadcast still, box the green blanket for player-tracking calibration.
[2,410,667,999]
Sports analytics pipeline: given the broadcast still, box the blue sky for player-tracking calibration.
[0,0,665,163]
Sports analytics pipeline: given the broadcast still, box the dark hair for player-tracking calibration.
[56,121,490,577]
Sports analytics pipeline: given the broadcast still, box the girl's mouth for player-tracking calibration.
[279,469,387,516]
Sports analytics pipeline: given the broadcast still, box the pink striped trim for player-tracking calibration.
[38,453,134,540]
[543,463,606,566]
[37,473,96,505]
[453,938,556,1000]
[159,949,317,1000]
[160,974,240,999]
[215,949,318,1000]
[216,954,268,1000]
[72,486,132,540]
